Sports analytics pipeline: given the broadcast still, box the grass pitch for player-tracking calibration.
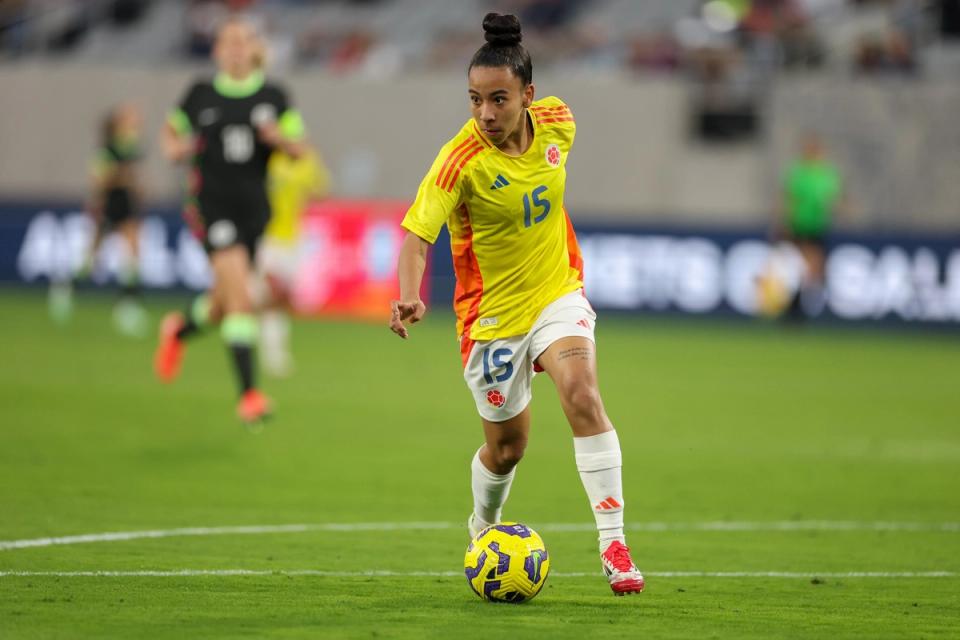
[0,290,958,638]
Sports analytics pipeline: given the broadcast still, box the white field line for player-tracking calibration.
[0,570,955,579]
[1,521,958,552]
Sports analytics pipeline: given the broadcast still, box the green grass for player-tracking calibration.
[1,290,958,638]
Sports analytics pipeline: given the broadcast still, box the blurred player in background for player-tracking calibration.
[256,145,330,377]
[779,132,843,319]
[49,103,147,336]
[390,13,644,596]
[155,17,305,424]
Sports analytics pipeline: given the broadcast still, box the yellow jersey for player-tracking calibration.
[265,149,330,244]
[402,96,584,342]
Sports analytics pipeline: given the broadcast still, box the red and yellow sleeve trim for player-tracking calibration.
[531,104,575,126]
[435,134,487,193]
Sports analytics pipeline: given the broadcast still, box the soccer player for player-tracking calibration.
[50,103,147,334]
[780,132,843,318]
[154,17,305,424]
[389,13,645,596]
[90,103,148,335]
[256,145,330,377]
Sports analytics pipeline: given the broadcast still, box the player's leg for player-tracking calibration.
[798,239,827,316]
[112,218,148,337]
[469,408,530,536]
[155,206,223,381]
[536,336,624,541]
[117,218,141,298]
[463,335,532,536]
[533,296,644,595]
[255,241,294,377]
[212,244,270,423]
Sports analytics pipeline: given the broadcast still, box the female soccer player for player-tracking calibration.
[389,13,644,596]
[155,17,305,424]
[50,103,147,334]
[92,104,147,334]
[257,143,330,377]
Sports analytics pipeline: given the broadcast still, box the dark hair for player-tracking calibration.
[468,13,532,86]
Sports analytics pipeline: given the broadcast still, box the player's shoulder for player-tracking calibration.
[187,77,216,95]
[530,96,575,129]
[260,80,290,101]
[180,78,215,105]
[430,120,493,193]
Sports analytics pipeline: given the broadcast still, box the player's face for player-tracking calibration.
[214,22,259,78]
[468,66,534,146]
[114,104,142,141]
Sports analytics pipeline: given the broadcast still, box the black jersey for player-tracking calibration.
[177,78,292,198]
[94,139,142,224]
[101,139,142,168]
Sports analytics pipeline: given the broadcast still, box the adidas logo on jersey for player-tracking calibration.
[489,174,510,190]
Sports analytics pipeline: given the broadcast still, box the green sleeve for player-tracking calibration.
[167,108,192,136]
[278,109,305,141]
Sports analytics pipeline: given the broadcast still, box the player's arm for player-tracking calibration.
[772,168,791,241]
[307,148,332,201]
[390,232,430,339]
[162,109,194,164]
[390,140,464,339]
[162,84,200,164]
[259,107,307,158]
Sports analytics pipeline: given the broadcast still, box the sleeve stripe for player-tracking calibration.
[442,144,484,192]
[537,117,576,125]
[438,140,482,191]
[531,105,569,112]
[167,108,192,135]
[435,137,480,188]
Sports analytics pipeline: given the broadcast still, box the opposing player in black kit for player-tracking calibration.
[155,18,305,424]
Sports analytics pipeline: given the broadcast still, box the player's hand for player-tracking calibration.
[258,122,283,148]
[390,299,426,339]
[163,136,194,163]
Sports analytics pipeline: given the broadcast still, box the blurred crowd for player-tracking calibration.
[1,0,957,78]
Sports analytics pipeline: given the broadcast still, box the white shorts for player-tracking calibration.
[257,239,303,286]
[462,289,596,422]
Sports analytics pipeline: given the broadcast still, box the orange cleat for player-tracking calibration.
[237,389,273,425]
[154,312,186,383]
[601,541,646,596]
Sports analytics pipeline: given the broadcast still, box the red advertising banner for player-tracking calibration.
[291,198,419,319]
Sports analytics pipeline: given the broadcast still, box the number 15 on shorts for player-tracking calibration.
[482,348,514,384]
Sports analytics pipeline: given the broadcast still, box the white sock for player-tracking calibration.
[471,448,516,528]
[574,430,626,552]
[260,310,291,373]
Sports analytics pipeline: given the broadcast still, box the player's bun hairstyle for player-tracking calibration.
[469,13,532,86]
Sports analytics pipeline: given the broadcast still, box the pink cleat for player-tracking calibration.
[237,389,273,425]
[154,312,186,383]
[601,540,645,596]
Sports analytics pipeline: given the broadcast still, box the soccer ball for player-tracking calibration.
[464,522,550,603]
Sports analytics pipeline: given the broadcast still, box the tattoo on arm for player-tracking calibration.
[556,347,592,362]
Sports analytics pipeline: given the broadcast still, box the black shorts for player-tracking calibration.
[197,190,269,259]
[103,188,137,227]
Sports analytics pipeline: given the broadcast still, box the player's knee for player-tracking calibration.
[490,440,526,471]
[561,379,604,421]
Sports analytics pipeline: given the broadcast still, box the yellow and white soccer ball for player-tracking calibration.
[464,522,550,603]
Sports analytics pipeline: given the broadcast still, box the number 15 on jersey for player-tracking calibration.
[523,186,551,228]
